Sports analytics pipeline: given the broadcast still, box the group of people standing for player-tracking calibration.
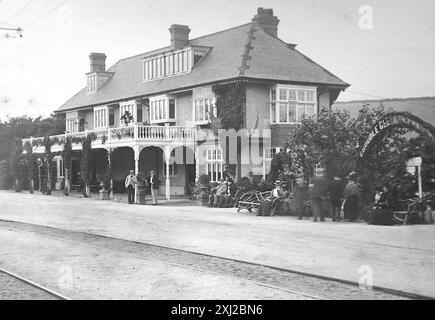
[124,170,159,205]
[293,169,361,222]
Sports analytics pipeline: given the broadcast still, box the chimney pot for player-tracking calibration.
[89,52,106,73]
[252,7,280,37]
[169,24,190,50]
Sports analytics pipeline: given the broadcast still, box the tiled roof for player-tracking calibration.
[57,23,349,112]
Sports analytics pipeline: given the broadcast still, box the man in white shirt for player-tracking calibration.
[124,170,137,204]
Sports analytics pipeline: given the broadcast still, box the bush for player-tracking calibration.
[0,160,10,189]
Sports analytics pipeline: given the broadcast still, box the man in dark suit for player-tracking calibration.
[328,176,344,221]
[124,170,137,204]
[311,168,328,222]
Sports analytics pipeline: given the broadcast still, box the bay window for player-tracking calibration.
[149,95,176,123]
[270,85,317,124]
[94,106,108,129]
[66,119,79,133]
[193,97,216,123]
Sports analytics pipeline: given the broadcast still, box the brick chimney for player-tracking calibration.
[89,52,106,73]
[169,24,190,50]
[252,8,280,37]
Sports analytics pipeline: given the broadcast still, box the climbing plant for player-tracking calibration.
[80,133,97,197]
[23,141,35,193]
[42,136,55,195]
[212,81,246,131]
[62,137,73,196]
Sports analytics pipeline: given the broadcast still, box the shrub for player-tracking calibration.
[0,160,10,189]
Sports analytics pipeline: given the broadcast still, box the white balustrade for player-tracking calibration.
[22,124,197,151]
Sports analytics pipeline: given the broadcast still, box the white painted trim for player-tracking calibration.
[269,84,317,124]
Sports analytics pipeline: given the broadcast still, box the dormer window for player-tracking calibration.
[149,95,176,124]
[87,74,96,94]
[143,48,193,81]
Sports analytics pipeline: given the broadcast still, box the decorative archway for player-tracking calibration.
[359,111,435,160]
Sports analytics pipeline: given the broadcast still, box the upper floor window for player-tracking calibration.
[66,119,79,133]
[94,106,108,129]
[150,95,176,124]
[143,48,192,81]
[270,85,317,124]
[193,97,216,124]
[87,74,97,94]
[120,101,135,122]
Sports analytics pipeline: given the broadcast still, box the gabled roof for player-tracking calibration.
[57,23,349,112]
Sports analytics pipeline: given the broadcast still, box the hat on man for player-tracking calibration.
[346,171,356,180]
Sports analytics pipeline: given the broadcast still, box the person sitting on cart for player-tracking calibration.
[223,178,236,208]
[257,181,284,216]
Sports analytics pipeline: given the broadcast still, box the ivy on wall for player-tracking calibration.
[62,137,72,196]
[212,81,246,131]
[80,133,97,198]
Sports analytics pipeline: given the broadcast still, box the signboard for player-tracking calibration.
[360,112,435,158]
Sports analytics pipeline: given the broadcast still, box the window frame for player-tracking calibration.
[149,95,176,124]
[206,147,224,182]
[94,106,108,129]
[87,74,97,94]
[143,48,193,82]
[193,97,216,125]
[269,85,317,124]
[264,147,280,160]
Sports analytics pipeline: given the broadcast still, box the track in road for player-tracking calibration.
[0,267,70,300]
[0,219,429,300]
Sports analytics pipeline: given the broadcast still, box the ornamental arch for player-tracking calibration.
[359,112,435,160]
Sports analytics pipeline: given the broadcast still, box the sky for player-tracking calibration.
[0,0,434,120]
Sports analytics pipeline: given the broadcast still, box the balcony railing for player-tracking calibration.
[22,124,197,152]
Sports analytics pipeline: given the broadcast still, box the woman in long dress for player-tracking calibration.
[342,173,360,221]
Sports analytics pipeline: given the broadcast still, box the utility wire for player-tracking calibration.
[7,0,34,20]
[0,19,19,28]
[23,0,70,28]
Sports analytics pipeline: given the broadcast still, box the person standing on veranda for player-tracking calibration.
[124,169,137,204]
[148,170,159,205]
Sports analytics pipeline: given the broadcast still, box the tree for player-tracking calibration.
[0,160,10,189]
[285,107,358,179]
[63,137,72,196]
[0,113,65,162]
[23,141,35,193]
[10,138,27,192]
[282,103,417,204]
